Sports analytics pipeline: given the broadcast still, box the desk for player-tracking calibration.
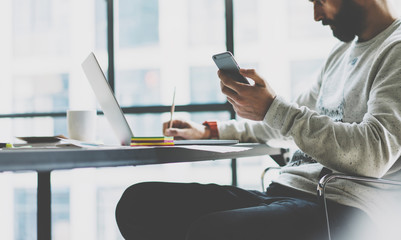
[0,143,287,240]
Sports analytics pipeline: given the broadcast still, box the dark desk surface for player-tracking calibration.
[0,143,283,172]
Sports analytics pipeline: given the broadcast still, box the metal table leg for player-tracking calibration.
[37,171,51,240]
[231,158,237,186]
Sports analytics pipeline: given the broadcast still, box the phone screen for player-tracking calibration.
[212,51,249,84]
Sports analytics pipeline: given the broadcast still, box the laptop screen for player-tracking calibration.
[82,52,134,146]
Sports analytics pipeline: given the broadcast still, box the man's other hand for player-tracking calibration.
[163,119,210,140]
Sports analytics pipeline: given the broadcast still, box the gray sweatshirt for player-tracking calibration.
[218,19,401,219]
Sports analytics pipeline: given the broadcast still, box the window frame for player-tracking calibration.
[0,0,239,185]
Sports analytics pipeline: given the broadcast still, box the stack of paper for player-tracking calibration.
[131,137,174,146]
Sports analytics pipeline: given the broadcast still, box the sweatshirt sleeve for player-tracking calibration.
[217,119,285,143]
[264,42,401,178]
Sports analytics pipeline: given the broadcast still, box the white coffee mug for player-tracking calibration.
[67,110,97,142]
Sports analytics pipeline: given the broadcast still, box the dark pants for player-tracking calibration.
[115,182,375,240]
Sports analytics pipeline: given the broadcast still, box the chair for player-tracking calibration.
[317,173,401,240]
[261,168,401,240]
[260,166,281,191]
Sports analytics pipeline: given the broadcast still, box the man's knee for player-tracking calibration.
[115,182,161,238]
[117,182,152,212]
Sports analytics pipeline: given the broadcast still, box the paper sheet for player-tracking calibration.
[177,145,251,153]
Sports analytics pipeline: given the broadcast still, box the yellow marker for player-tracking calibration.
[0,143,13,148]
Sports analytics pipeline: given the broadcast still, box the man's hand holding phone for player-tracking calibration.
[165,52,277,138]
[212,52,276,121]
[219,68,276,121]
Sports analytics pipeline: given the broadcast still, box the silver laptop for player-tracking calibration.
[81,52,238,146]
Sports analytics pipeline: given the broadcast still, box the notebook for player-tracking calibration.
[81,52,239,146]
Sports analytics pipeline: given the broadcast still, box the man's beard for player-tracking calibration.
[323,0,366,42]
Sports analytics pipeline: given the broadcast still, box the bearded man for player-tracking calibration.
[116,1,401,239]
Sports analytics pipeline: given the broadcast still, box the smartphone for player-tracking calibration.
[212,51,249,84]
